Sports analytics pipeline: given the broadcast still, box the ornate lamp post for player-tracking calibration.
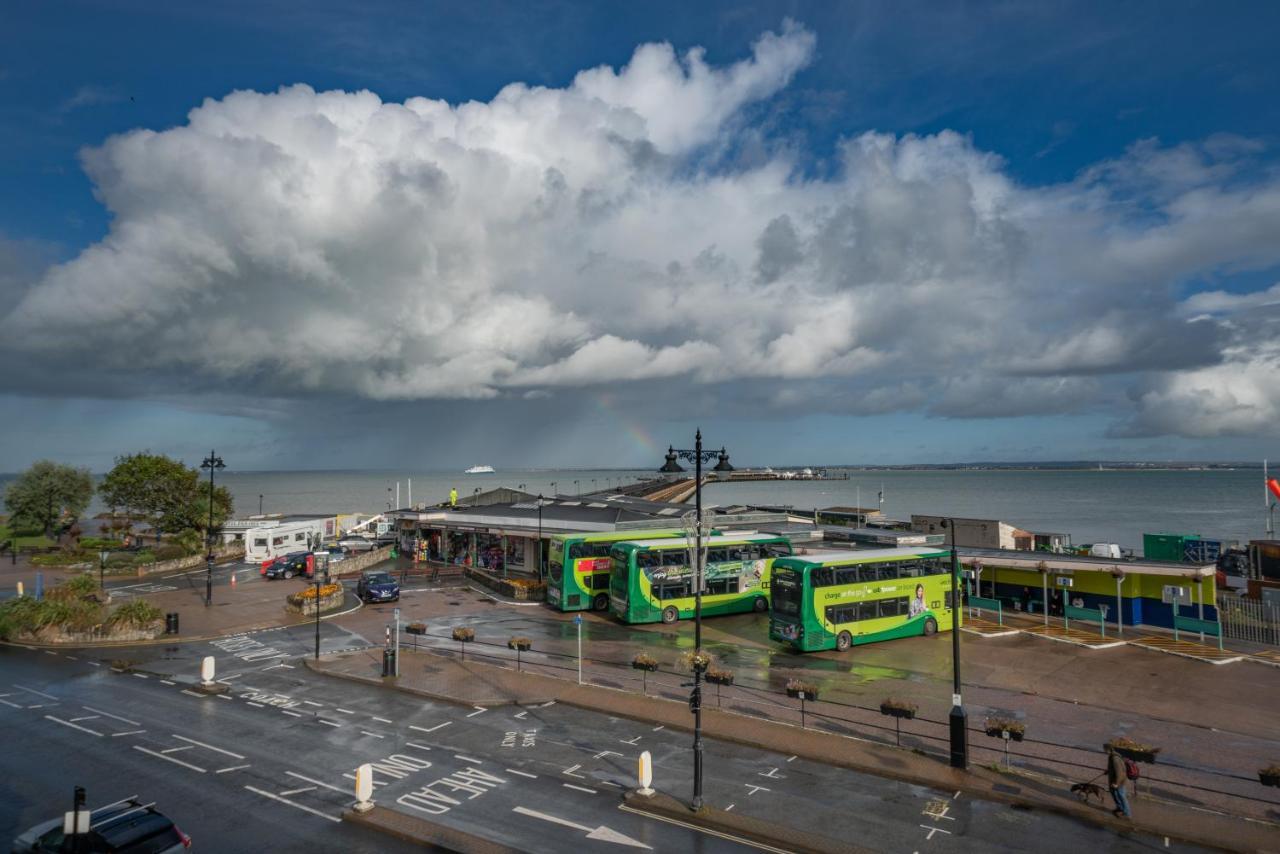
[200,451,225,607]
[662,430,730,811]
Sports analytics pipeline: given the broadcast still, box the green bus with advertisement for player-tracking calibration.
[547,530,690,612]
[608,533,793,624]
[769,548,959,652]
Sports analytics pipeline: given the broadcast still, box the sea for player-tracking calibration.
[3,466,1271,555]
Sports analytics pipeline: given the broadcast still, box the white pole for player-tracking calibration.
[394,607,401,677]
[576,617,583,685]
[396,482,400,510]
[408,478,412,510]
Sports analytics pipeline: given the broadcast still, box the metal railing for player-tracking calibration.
[1216,594,1280,646]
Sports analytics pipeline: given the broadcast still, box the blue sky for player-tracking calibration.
[2,2,1279,470]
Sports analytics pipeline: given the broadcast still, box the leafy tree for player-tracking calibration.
[100,452,233,540]
[2,461,94,537]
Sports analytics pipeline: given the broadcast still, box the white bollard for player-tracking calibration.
[16,581,23,598]
[200,655,216,687]
[354,763,374,812]
[637,750,654,796]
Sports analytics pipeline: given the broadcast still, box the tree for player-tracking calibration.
[3,461,94,537]
[100,452,234,540]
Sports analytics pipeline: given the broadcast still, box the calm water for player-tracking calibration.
[3,467,1271,554]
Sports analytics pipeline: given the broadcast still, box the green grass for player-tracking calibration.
[0,523,55,549]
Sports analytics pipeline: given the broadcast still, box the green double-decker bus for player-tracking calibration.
[547,530,688,612]
[769,548,959,652]
[609,534,792,624]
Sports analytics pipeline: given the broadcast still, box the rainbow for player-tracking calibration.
[593,392,660,458]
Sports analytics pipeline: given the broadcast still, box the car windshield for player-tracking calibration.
[366,573,394,585]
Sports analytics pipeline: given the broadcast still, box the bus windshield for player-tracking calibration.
[772,567,802,616]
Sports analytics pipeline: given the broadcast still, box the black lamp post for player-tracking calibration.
[200,450,225,607]
[574,479,580,496]
[258,494,263,516]
[939,518,968,769]
[99,549,108,593]
[536,494,544,581]
[663,429,726,811]
[551,481,557,496]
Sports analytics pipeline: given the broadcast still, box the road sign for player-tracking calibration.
[201,655,215,686]
[573,614,583,625]
[637,750,653,796]
[1162,585,1190,605]
[1055,576,1073,588]
[63,810,89,834]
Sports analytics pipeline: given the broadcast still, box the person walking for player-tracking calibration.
[1106,746,1132,819]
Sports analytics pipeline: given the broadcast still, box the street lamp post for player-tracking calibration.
[939,518,969,770]
[666,429,724,812]
[200,451,225,608]
[537,494,544,581]
[574,479,580,496]
[314,572,322,660]
[99,550,108,593]
[258,494,263,516]
[551,481,557,496]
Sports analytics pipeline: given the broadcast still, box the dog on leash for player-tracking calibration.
[1070,781,1106,804]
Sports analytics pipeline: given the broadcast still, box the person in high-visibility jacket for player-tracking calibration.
[449,487,458,507]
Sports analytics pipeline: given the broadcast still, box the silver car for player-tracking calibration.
[12,796,191,852]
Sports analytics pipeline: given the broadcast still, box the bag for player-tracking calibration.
[1123,757,1140,781]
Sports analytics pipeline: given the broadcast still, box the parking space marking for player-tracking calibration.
[621,736,642,745]
[244,785,340,823]
[410,722,450,733]
[467,706,488,717]
[406,742,432,752]
[13,684,58,700]
[133,746,206,773]
[172,735,245,759]
[372,716,393,723]
[563,783,597,794]
[454,754,483,764]
[285,772,347,794]
[360,730,385,739]
[302,700,323,707]
[920,825,952,840]
[563,764,585,778]
[282,710,303,718]
[745,784,771,796]
[111,730,146,737]
[45,715,103,736]
[319,719,341,727]
[506,768,537,779]
[215,765,252,774]
[161,745,194,754]
[336,708,355,715]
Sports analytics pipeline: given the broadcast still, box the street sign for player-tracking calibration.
[354,763,374,812]
[1055,576,1073,588]
[573,614,583,625]
[63,810,89,835]
[1162,585,1190,605]
[201,655,215,686]
[637,750,654,796]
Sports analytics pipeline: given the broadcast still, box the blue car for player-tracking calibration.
[357,570,400,603]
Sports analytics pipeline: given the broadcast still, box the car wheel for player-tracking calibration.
[593,593,609,612]
[285,569,294,579]
[836,631,852,651]
[661,606,679,624]
[753,596,768,613]
[923,617,938,636]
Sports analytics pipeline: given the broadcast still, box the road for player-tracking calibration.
[0,624,1203,853]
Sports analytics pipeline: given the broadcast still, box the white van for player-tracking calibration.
[245,518,332,563]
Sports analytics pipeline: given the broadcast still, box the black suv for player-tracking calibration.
[12,796,191,852]
[263,551,313,580]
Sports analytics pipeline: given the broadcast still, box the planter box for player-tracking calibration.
[508,640,532,651]
[287,589,344,616]
[406,624,427,636]
[787,687,818,701]
[986,727,1025,741]
[881,704,916,720]
[706,673,734,686]
[1259,772,1280,787]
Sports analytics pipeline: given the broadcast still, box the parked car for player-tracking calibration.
[263,551,313,579]
[338,538,376,552]
[322,545,348,563]
[356,570,400,603]
[12,796,191,852]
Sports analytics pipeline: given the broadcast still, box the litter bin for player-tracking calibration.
[165,612,179,635]
[382,649,396,677]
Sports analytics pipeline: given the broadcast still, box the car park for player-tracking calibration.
[262,551,313,579]
[12,796,191,852]
[356,570,400,603]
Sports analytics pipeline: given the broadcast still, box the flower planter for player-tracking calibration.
[632,655,659,694]
[508,638,532,651]
[406,623,427,636]
[880,703,916,720]
[986,726,1024,741]
[1105,742,1158,764]
[1258,770,1280,788]
[786,684,818,701]
[705,670,734,686]
[983,718,1025,741]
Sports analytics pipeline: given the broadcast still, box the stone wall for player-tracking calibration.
[133,543,245,577]
[331,546,395,578]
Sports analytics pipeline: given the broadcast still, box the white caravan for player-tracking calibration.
[244,517,334,563]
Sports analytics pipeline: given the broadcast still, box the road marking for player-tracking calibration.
[652,725,665,732]
[87,661,100,667]
[745,784,771,796]
[263,663,295,670]
[454,754,482,764]
[217,673,242,683]
[172,734,245,759]
[133,746,206,772]
[246,702,264,708]
[411,722,451,733]
[725,804,735,811]
[785,755,797,763]
[244,785,340,823]
[406,742,432,752]
[161,745,194,754]
[318,719,341,727]
[563,763,585,778]
[511,806,648,848]
[111,730,146,737]
[619,804,788,853]
[285,772,347,794]
[13,684,57,700]
[44,650,57,656]
[83,706,140,727]
[563,783,597,794]
[538,700,556,707]
[372,716,392,723]
[920,825,952,840]
[467,706,488,717]
[45,715,103,736]
[280,786,315,796]
[159,680,175,686]
[360,730,385,739]
[132,673,149,679]
[594,750,623,760]
[64,655,78,661]
[215,765,251,774]
[506,768,537,779]
[216,694,232,700]
[282,710,303,718]
[759,767,784,779]
[336,708,355,715]
[620,736,642,745]
[302,700,323,707]
[69,715,100,723]
[513,711,528,719]
[181,690,203,697]
[0,699,20,708]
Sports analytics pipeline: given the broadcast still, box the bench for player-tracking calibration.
[1173,614,1224,649]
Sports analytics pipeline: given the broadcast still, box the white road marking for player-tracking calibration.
[506,768,537,779]
[454,754,483,764]
[215,765,252,774]
[244,785,340,823]
[217,673,242,683]
[745,784,771,796]
[563,763,585,778]
[467,706,488,717]
[405,742,432,752]
[246,702,264,708]
[159,680,175,686]
[0,698,21,708]
[360,730,385,739]
[620,736,642,745]
[562,783,598,794]
[280,786,315,796]
[132,673,149,679]
[282,710,303,718]
[111,730,146,737]
[619,804,787,852]
[302,700,323,707]
[920,825,952,840]
[725,804,736,811]
[82,706,138,727]
[87,661,100,667]
[181,690,203,697]
[759,768,784,779]
[43,650,57,656]
[410,722,450,733]
[69,715,100,723]
[13,684,57,700]
[652,725,665,732]
[318,719,341,727]
[336,708,355,714]
[511,806,648,849]
[216,694,232,700]
[64,655,78,661]
[372,716,392,723]
[133,746,206,772]
[785,755,797,763]
[285,772,347,794]
[172,734,245,759]
[594,750,623,760]
[45,715,103,736]
[161,745,194,754]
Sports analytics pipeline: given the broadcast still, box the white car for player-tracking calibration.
[338,538,376,552]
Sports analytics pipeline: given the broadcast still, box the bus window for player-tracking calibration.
[877,563,898,581]
[590,573,611,590]
[639,551,659,568]
[878,597,906,617]
[812,567,835,587]
[657,581,690,600]
[706,577,739,596]
[706,547,729,564]
[662,551,685,567]
[588,543,613,558]
[856,601,878,621]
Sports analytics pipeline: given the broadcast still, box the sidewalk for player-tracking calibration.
[310,645,1279,852]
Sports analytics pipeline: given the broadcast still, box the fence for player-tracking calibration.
[393,627,1280,820]
[1217,594,1280,646]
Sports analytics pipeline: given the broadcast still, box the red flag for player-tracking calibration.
[1268,478,1280,502]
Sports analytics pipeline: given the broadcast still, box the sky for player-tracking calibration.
[2,1,1279,471]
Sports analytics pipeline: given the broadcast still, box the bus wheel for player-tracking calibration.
[661,606,679,624]
[592,593,609,612]
[923,617,938,636]
[836,631,852,651]
[753,596,767,613]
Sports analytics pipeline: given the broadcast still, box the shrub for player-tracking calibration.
[48,574,99,601]
[406,622,428,635]
[108,599,162,628]
[153,544,187,561]
[705,667,734,685]
[508,636,532,650]
[631,653,659,671]
[452,626,475,642]
[880,698,919,716]
[678,650,712,672]
[79,537,124,551]
[31,553,90,567]
[786,678,818,698]
[984,717,1025,737]
[0,582,106,639]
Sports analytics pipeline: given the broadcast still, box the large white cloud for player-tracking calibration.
[3,22,1280,439]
